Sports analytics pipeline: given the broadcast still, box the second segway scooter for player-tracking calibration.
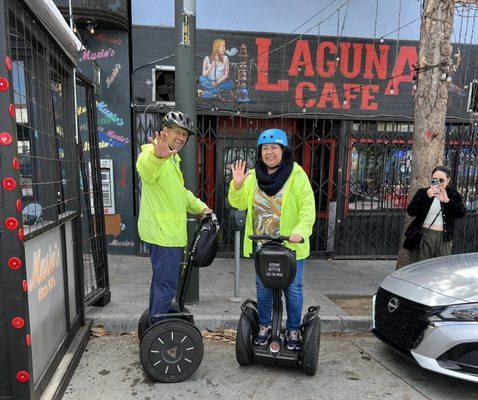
[235,234,321,375]
[138,213,221,382]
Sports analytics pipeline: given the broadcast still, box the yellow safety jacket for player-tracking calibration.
[136,143,207,247]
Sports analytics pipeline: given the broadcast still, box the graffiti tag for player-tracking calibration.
[80,48,116,62]
[109,239,135,247]
[106,64,122,88]
[96,101,124,126]
[96,33,122,45]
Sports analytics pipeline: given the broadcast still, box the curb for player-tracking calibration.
[88,313,373,334]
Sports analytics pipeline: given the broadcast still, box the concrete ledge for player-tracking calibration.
[89,313,373,334]
[340,316,373,333]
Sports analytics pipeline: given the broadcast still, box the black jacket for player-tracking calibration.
[405,187,466,242]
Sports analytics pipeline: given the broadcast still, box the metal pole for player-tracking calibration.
[175,0,199,303]
[68,0,79,143]
[228,230,242,302]
[234,231,241,296]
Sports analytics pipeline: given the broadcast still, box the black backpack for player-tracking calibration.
[190,213,221,268]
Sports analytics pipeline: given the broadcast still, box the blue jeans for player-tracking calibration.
[256,259,304,331]
[199,75,234,99]
[148,244,183,317]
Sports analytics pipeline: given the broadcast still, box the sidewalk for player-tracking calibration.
[86,255,396,334]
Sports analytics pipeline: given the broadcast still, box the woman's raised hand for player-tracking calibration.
[231,159,248,189]
[148,131,177,159]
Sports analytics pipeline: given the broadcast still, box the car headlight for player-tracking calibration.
[438,303,478,321]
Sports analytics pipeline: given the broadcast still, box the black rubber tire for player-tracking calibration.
[139,320,204,382]
[301,317,321,376]
[138,308,150,342]
[235,314,253,366]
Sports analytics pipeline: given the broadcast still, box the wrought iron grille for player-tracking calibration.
[8,1,77,236]
[76,78,109,306]
[7,0,108,305]
[134,110,478,258]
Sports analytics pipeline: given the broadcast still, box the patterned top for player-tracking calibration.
[253,186,284,246]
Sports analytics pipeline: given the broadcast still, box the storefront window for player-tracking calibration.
[348,141,411,211]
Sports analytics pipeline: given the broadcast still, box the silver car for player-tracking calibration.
[372,252,478,383]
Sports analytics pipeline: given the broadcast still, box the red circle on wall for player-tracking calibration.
[8,104,15,118]
[16,371,30,383]
[5,217,18,230]
[8,257,22,270]
[5,56,12,71]
[0,77,9,92]
[11,317,25,329]
[26,335,31,347]
[16,199,22,212]
[0,132,12,146]
[2,177,16,191]
[18,229,24,241]
[22,279,27,292]
[12,158,19,171]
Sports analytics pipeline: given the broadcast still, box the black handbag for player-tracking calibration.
[403,209,441,251]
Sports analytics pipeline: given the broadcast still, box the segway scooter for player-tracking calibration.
[138,213,221,382]
[235,234,321,375]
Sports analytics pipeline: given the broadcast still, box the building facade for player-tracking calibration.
[132,26,478,257]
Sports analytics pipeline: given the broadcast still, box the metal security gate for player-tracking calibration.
[334,121,478,257]
[76,76,110,306]
[135,109,478,258]
[135,110,339,256]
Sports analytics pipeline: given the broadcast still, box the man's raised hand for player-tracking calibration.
[148,131,177,159]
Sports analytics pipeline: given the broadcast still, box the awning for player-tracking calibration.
[24,0,83,64]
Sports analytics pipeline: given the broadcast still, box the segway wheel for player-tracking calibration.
[235,314,253,366]
[301,317,321,376]
[138,308,151,342]
[140,320,204,382]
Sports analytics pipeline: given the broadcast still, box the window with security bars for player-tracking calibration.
[347,123,478,214]
[76,80,108,304]
[348,140,412,211]
[445,124,478,213]
[6,0,108,306]
[8,0,77,237]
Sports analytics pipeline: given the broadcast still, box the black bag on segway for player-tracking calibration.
[190,213,221,268]
[255,242,296,289]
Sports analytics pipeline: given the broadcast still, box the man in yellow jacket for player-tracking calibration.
[136,111,211,320]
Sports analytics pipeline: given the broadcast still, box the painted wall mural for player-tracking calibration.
[132,27,474,118]
[78,30,136,254]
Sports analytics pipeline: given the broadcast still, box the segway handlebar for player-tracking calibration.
[248,234,304,243]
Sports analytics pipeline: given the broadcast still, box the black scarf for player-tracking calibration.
[255,157,293,196]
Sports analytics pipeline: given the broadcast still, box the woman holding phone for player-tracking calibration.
[404,166,466,264]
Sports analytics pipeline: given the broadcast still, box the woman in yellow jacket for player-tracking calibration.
[228,129,315,350]
[136,111,211,322]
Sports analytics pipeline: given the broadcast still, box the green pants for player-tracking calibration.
[408,228,453,264]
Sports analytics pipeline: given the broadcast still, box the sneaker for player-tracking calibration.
[286,329,301,351]
[254,324,272,346]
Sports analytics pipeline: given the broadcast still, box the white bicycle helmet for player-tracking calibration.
[162,110,195,135]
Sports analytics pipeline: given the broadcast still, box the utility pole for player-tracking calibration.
[175,0,199,301]
[396,0,455,268]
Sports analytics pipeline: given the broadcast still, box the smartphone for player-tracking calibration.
[431,178,440,194]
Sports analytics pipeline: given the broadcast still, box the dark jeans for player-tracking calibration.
[148,244,183,317]
[256,259,305,331]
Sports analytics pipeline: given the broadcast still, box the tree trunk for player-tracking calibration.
[396,0,455,269]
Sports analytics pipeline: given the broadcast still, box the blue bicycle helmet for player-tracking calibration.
[257,128,288,148]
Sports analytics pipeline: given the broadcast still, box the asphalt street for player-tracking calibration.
[62,333,477,400]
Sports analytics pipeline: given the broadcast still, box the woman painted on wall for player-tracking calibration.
[198,39,234,100]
